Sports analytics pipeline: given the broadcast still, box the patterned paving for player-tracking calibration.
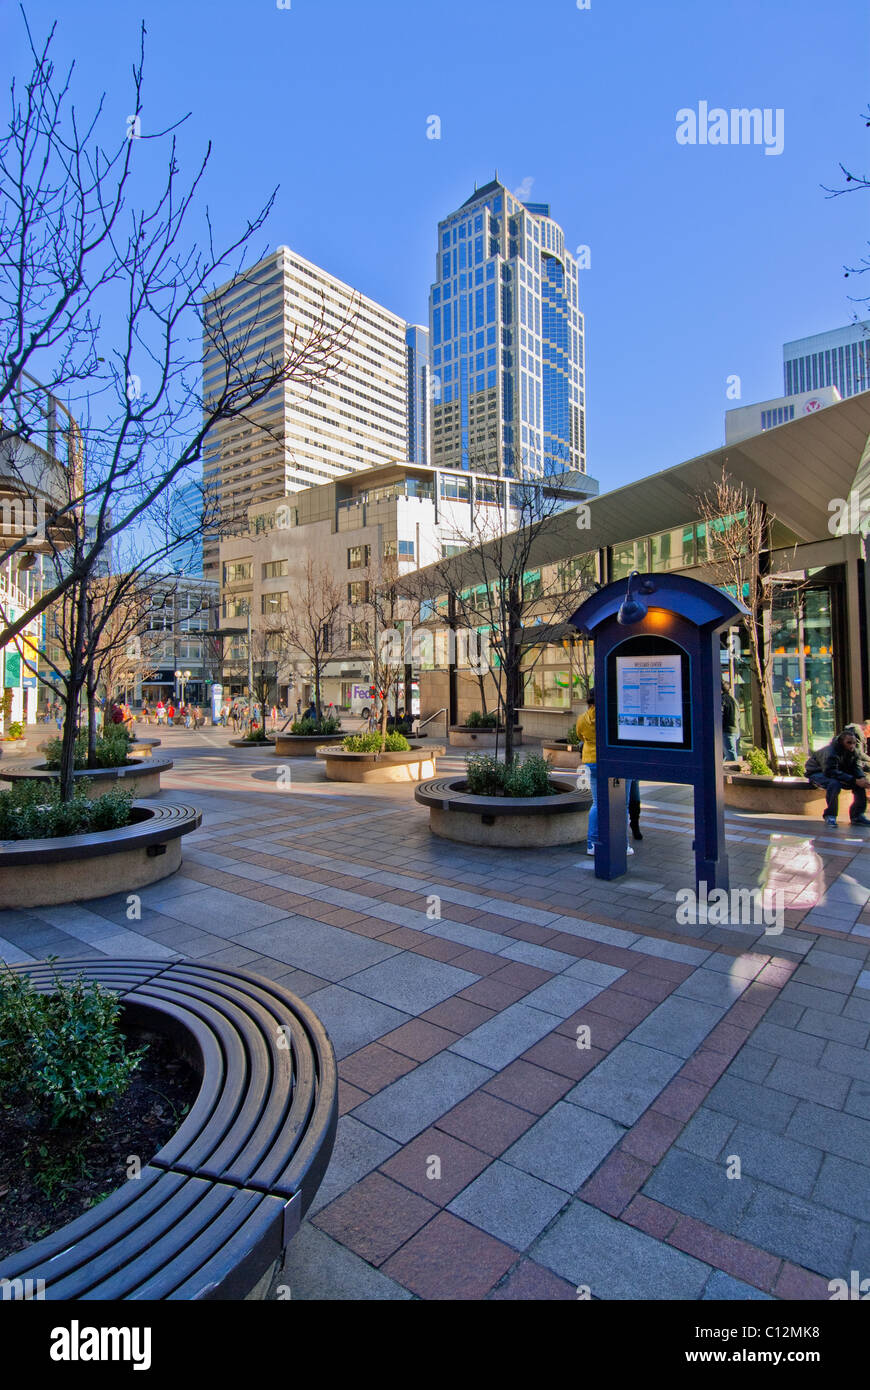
[3,725,870,1300]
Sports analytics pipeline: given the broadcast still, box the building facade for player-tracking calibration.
[201,247,410,577]
[406,325,432,468]
[415,392,870,751]
[725,386,841,444]
[139,576,220,708]
[783,322,870,400]
[429,181,586,479]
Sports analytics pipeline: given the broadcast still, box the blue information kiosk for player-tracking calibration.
[568,572,748,891]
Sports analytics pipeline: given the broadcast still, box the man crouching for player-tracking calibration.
[806,729,870,827]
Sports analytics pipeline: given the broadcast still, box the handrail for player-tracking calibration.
[417,706,448,734]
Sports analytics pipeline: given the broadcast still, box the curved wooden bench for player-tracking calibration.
[0,959,338,1300]
[415,774,586,815]
[0,802,199,867]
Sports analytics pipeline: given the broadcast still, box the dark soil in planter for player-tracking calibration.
[0,1027,199,1259]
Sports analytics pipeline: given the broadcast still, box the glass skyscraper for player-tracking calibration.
[429,181,586,478]
[783,322,870,399]
[406,325,431,467]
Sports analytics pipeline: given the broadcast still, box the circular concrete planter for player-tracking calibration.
[416,775,591,847]
[541,740,583,770]
[448,725,523,749]
[228,737,276,749]
[1,758,173,800]
[318,744,445,783]
[723,773,827,816]
[273,732,345,757]
[126,737,161,761]
[0,802,201,908]
[0,959,337,1299]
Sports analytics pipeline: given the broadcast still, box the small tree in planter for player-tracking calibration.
[695,467,803,763]
[274,558,346,727]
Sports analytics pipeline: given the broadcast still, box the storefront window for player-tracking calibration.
[650,526,695,572]
[611,539,648,579]
[769,586,836,752]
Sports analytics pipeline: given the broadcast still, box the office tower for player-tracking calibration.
[406,325,431,467]
[783,322,870,399]
[201,247,409,576]
[429,180,586,478]
[169,478,204,576]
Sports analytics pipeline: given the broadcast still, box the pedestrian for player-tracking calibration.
[184,704,192,728]
[576,690,634,857]
[306,699,317,721]
[155,699,165,726]
[806,729,870,826]
[296,698,302,717]
[193,704,203,728]
[230,703,240,732]
[167,701,175,723]
[722,678,740,762]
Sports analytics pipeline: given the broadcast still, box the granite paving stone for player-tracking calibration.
[764,1057,851,1109]
[812,1154,870,1222]
[307,1116,401,1216]
[449,1003,565,1070]
[565,1040,684,1126]
[448,1161,567,1251]
[501,1102,625,1193]
[627,996,728,1059]
[274,1224,413,1300]
[340,954,479,1016]
[705,1074,798,1133]
[642,1149,757,1233]
[736,1183,856,1277]
[304,985,410,1060]
[531,1200,712,1300]
[351,1052,495,1143]
[233,916,400,980]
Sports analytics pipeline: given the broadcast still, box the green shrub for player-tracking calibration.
[6,721,24,740]
[790,748,808,777]
[0,961,145,1128]
[341,731,412,753]
[0,781,134,840]
[745,746,773,777]
[566,726,581,748]
[43,724,130,770]
[465,753,554,798]
[288,715,342,735]
[465,710,498,729]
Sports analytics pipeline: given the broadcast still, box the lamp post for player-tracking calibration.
[175,669,191,706]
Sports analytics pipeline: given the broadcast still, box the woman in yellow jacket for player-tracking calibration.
[576,690,634,857]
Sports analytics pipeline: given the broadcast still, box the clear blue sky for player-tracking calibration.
[6,0,870,493]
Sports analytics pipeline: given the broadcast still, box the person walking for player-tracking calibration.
[155,699,165,726]
[167,701,176,724]
[722,678,740,762]
[576,690,634,857]
[806,728,870,826]
[296,698,302,717]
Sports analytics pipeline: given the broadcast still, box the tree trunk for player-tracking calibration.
[59,581,89,802]
[86,676,98,768]
[477,672,488,716]
[503,580,522,765]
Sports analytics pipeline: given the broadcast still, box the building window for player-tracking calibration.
[223,597,250,619]
[261,592,289,615]
[383,540,397,557]
[611,539,649,579]
[262,559,288,579]
[223,561,252,584]
[347,544,370,569]
[348,580,369,604]
[398,540,415,558]
[348,622,370,650]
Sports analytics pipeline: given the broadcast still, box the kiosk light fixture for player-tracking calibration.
[617,570,656,626]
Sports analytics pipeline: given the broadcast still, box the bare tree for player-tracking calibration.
[274,556,346,726]
[823,102,870,328]
[0,15,357,651]
[408,473,597,762]
[351,554,412,743]
[695,466,803,762]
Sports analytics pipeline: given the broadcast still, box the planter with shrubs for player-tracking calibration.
[541,725,583,770]
[3,725,172,800]
[723,745,825,816]
[228,730,276,748]
[317,731,444,783]
[416,752,591,847]
[0,781,201,908]
[448,710,522,749]
[273,714,344,757]
[0,959,337,1300]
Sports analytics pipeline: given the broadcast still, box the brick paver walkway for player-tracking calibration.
[3,726,870,1300]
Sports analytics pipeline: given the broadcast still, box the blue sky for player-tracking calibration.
[6,0,870,493]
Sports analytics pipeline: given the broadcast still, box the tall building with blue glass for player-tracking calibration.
[429,181,586,478]
[406,325,431,467]
[783,322,870,400]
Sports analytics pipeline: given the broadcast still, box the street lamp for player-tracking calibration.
[175,669,191,705]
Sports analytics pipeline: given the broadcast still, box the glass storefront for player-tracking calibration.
[769,585,836,752]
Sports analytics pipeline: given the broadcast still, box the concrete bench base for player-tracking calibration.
[541,741,582,770]
[0,803,200,908]
[273,733,344,757]
[416,775,591,848]
[1,759,172,800]
[318,745,445,783]
[448,726,522,748]
[723,774,828,816]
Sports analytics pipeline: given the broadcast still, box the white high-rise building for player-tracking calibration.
[201,247,408,576]
[783,322,870,400]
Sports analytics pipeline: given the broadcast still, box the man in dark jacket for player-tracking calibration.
[806,730,870,826]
